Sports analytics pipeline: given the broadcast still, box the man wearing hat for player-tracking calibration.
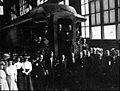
[32,54,47,90]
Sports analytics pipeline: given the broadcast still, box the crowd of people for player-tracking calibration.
[0,46,120,90]
[0,53,33,90]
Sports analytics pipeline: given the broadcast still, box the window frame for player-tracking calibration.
[81,0,90,38]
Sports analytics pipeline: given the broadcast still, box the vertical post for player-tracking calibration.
[53,15,58,59]
[89,0,92,39]
[115,0,118,39]
[100,0,104,39]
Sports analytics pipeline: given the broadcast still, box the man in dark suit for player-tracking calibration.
[32,54,46,90]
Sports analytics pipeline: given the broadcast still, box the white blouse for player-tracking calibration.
[6,65,17,76]
[14,62,23,70]
[22,61,32,74]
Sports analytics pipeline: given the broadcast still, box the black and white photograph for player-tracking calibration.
[0,0,120,90]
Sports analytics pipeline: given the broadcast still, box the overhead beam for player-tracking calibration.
[47,0,64,3]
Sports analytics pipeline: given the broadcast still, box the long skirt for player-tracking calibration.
[17,68,24,90]
[6,76,18,90]
[23,73,33,90]
[0,79,9,90]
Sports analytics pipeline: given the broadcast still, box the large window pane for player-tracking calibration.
[118,24,120,39]
[0,6,3,15]
[104,11,109,24]
[104,25,116,39]
[92,26,101,39]
[82,27,85,38]
[81,0,85,5]
[65,0,69,5]
[81,5,85,15]
[85,0,88,3]
[91,14,95,25]
[103,0,108,10]
[90,1,95,13]
[118,0,120,7]
[81,22,85,27]
[96,13,101,25]
[118,8,120,22]
[96,0,100,12]
[110,10,115,23]
[86,27,90,38]
[109,0,115,9]
[85,16,89,26]
[85,3,89,14]
[81,27,89,38]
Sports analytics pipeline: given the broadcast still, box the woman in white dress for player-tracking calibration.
[22,55,33,90]
[0,61,9,91]
[5,58,18,90]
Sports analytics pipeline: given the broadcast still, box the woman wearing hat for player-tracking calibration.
[22,55,33,90]
[5,58,18,90]
[0,61,9,90]
[14,56,24,90]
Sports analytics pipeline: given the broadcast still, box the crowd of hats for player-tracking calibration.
[0,52,31,62]
[0,47,119,90]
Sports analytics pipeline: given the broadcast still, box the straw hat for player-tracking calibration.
[2,53,10,60]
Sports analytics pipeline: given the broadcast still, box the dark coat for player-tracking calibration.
[32,60,46,80]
